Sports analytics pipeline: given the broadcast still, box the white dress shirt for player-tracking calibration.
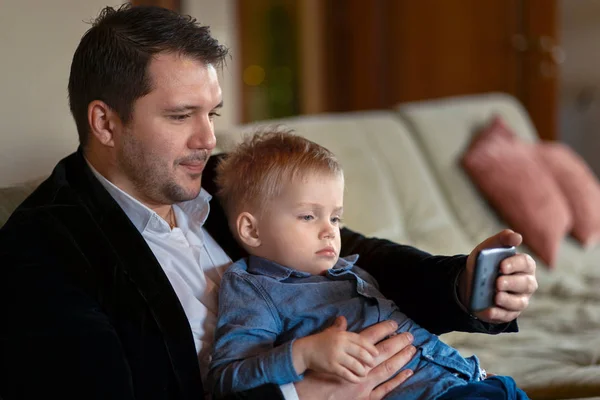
[87,163,298,400]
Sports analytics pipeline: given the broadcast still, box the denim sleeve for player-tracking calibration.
[209,269,302,398]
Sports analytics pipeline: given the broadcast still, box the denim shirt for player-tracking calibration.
[209,255,485,399]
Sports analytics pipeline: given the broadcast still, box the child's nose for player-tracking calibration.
[320,224,336,239]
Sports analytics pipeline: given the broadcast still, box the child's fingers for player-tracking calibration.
[338,351,369,377]
[333,362,363,383]
[348,332,379,358]
[344,342,376,368]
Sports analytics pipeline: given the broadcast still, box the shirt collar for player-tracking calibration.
[246,254,359,281]
[85,159,212,233]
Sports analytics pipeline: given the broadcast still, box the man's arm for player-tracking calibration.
[339,227,516,335]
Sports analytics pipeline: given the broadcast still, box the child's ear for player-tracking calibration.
[236,212,261,248]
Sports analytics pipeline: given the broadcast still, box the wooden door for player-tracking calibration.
[311,0,560,140]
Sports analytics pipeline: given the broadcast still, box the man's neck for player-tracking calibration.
[84,151,172,221]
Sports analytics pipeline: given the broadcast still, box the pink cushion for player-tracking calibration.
[461,117,572,268]
[537,142,600,248]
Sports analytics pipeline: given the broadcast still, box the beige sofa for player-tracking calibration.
[2,93,599,399]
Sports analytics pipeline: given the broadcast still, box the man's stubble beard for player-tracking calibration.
[119,134,201,205]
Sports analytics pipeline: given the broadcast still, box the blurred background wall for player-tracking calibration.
[2,0,600,186]
[0,0,122,185]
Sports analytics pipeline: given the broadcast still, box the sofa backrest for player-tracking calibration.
[215,111,474,255]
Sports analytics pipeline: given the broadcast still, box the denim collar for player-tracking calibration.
[246,254,359,281]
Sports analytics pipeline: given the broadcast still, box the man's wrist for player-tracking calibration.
[453,267,478,319]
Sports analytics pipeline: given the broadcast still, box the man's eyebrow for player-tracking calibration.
[163,105,199,113]
[163,100,223,113]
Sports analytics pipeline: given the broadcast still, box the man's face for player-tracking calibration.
[255,171,344,275]
[115,53,222,206]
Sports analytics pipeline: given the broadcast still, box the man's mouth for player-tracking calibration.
[178,152,210,173]
[179,162,206,173]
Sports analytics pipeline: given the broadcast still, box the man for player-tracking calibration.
[0,4,538,400]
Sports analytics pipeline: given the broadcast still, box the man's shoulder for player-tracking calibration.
[0,188,89,257]
[3,176,79,230]
[0,152,96,248]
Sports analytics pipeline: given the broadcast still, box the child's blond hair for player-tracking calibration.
[215,128,343,218]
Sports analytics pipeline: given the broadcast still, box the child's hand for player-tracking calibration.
[292,316,379,383]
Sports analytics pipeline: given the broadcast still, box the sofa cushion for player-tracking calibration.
[537,142,600,248]
[397,93,539,240]
[216,111,474,255]
[461,117,572,267]
[395,92,573,269]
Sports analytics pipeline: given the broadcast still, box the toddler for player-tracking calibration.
[208,129,528,400]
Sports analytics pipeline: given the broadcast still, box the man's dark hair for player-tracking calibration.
[68,3,229,147]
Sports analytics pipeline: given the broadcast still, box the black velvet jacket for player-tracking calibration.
[0,150,516,399]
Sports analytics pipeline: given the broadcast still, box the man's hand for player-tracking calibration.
[295,317,417,400]
[460,229,538,323]
[292,318,379,383]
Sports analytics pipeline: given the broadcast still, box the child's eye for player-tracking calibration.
[331,217,342,224]
[299,215,314,221]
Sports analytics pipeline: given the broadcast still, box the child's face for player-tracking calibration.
[255,171,344,275]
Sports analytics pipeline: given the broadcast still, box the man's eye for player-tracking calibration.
[169,114,190,121]
[300,215,314,221]
[209,111,222,119]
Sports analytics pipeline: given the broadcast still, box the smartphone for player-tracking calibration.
[469,246,517,312]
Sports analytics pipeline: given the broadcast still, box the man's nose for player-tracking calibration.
[188,119,216,150]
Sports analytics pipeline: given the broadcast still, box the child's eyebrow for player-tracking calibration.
[294,202,320,209]
[294,203,344,213]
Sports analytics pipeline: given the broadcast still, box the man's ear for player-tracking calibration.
[88,100,119,147]
[236,212,261,248]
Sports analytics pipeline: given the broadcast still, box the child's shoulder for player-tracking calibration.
[220,258,264,291]
[224,258,250,275]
